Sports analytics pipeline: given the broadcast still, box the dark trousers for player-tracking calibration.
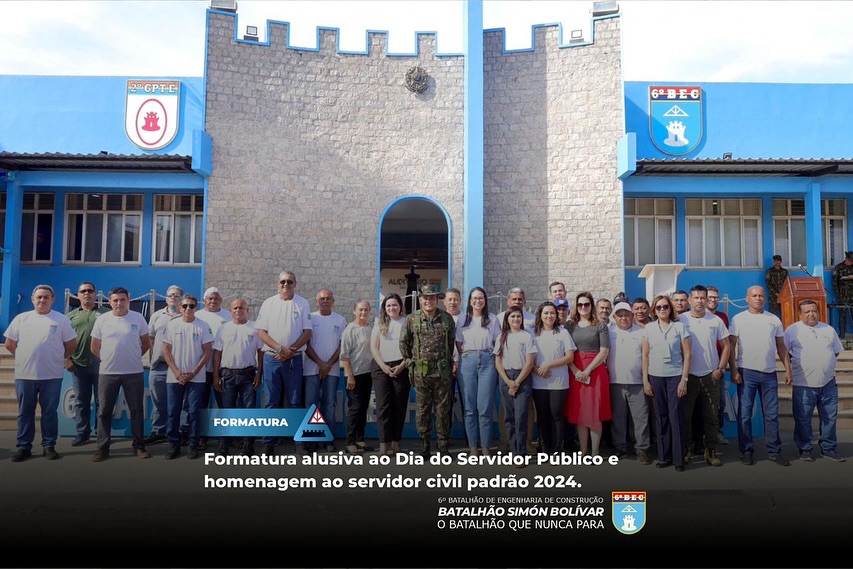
[97,373,146,451]
[532,388,568,454]
[346,371,373,445]
[650,375,686,466]
[685,372,720,452]
[372,360,410,443]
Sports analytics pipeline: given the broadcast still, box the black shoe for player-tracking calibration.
[91,449,109,462]
[71,435,90,447]
[43,447,60,460]
[11,449,32,463]
[419,440,431,457]
[437,443,449,454]
[180,432,189,446]
[741,452,754,466]
[165,444,181,460]
[615,449,629,459]
[198,438,208,451]
[675,465,686,472]
[262,445,276,456]
[655,461,672,469]
[769,454,790,466]
[143,433,166,445]
[188,446,201,460]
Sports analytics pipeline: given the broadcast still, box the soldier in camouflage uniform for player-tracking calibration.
[765,255,788,317]
[832,251,853,337]
[399,284,456,456]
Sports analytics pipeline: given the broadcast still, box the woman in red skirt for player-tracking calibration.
[564,291,611,456]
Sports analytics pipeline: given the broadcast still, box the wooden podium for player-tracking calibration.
[777,276,827,328]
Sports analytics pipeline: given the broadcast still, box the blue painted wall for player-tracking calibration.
[622,82,853,315]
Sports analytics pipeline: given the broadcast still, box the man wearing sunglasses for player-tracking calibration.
[256,271,312,456]
[90,287,152,462]
[66,281,108,447]
[162,294,213,460]
[145,285,184,446]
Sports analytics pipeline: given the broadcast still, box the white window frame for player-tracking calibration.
[772,198,846,267]
[21,192,55,264]
[63,193,142,265]
[624,198,676,268]
[152,194,204,266]
[685,198,762,268]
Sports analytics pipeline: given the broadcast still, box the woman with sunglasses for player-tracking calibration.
[564,292,611,457]
[641,293,692,471]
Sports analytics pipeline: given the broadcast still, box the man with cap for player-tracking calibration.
[399,284,456,456]
[832,252,853,337]
[765,255,788,317]
[607,301,651,464]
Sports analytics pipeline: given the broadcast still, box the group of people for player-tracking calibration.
[3,272,847,468]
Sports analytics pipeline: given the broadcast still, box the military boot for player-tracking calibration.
[704,449,722,467]
[420,439,431,457]
[437,441,449,454]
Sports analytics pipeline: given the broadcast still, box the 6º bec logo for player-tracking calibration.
[612,491,646,535]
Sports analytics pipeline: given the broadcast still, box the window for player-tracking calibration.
[772,199,846,267]
[153,194,204,265]
[22,193,55,263]
[686,199,761,268]
[624,198,675,267]
[65,193,142,264]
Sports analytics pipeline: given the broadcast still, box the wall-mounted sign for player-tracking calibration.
[649,85,703,156]
[125,80,181,151]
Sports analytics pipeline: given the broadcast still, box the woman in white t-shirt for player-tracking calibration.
[494,306,537,463]
[369,293,409,456]
[531,301,576,455]
[455,287,500,456]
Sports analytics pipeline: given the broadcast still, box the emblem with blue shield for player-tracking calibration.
[649,85,703,155]
[612,491,646,535]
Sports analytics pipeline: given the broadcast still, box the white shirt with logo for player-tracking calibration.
[303,311,347,377]
[162,319,214,384]
[4,310,76,380]
[256,294,312,354]
[214,320,263,369]
[784,321,843,388]
[729,310,784,373]
[91,311,150,375]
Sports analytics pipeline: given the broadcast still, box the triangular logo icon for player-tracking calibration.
[293,404,334,442]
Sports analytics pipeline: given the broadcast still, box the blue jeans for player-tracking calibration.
[15,378,62,451]
[148,363,168,436]
[71,363,99,437]
[167,382,204,447]
[792,379,839,453]
[221,368,258,448]
[261,354,304,446]
[304,372,340,428]
[458,350,498,449]
[498,369,532,456]
[736,368,781,454]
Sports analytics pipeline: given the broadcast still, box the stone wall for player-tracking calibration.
[483,17,624,308]
[204,12,465,314]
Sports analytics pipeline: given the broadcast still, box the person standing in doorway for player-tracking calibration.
[765,255,788,317]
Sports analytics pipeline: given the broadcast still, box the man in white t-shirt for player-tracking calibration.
[90,287,152,462]
[144,284,183,446]
[162,294,213,460]
[728,285,792,467]
[256,270,312,456]
[194,286,230,447]
[213,297,263,457]
[497,287,536,333]
[607,302,651,464]
[4,284,77,462]
[678,285,730,467]
[303,288,346,452]
[783,299,847,462]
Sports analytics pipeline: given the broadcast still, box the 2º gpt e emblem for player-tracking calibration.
[649,85,703,156]
[612,491,646,535]
[125,80,181,151]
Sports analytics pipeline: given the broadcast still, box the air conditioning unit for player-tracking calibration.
[210,0,237,13]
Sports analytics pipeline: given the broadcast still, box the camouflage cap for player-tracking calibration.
[418,284,445,299]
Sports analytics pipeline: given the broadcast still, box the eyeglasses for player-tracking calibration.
[78,289,95,294]
[279,279,295,285]
[654,305,670,311]
[577,302,591,307]
[182,304,197,309]
[167,293,182,298]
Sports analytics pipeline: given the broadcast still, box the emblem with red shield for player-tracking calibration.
[125,80,181,151]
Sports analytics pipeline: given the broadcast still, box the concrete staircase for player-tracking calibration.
[778,349,853,431]
[0,346,17,430]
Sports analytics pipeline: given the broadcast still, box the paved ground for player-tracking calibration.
[1,429,851,568]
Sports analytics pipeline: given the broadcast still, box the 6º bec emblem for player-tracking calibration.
[649,85,703,155]
[125,80,181,151]
[612,491,646,535]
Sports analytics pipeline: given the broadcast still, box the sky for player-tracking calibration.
[2,0,853,83]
